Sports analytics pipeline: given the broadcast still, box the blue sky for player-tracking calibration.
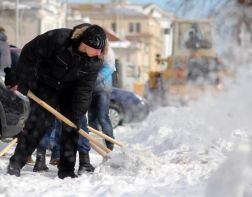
[68,0,168,10]
[67,0,229,17]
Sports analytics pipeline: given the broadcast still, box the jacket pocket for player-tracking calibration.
[49,55,69,79]
[37,74,62,90]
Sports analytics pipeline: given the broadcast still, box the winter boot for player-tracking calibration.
[58,170,78,179]
[107,144,114,151]
[77,152,95,175]
[106,142,114,151]
[7,163,21,177]
[49,159,60,166]
[33,147,49,172]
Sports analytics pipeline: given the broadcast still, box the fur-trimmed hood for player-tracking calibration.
[71,24,109,59]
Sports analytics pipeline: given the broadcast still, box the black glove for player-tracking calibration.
[71,113,83,129]
[4,67,17,88]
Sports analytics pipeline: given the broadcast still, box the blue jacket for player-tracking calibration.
[94,47,115,92]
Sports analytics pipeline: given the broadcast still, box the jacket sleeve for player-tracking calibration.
[0,43,11,70]
[15,29,68,95]
[71,69,100,127]
[96,63,114,84]
[96,47,115,84]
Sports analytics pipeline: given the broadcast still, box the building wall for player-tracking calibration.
[87,14,162,83]
[0,0,66,48]
[68,3,175,89]
[125,3,175,57]
[0,10,17,46]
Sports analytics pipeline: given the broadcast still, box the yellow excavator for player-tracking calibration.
[141,18,225,102]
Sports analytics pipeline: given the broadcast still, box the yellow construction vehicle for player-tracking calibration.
[146,18,225,101]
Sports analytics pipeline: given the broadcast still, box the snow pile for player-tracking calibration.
[1,66,252,196]
[0,61,251,197]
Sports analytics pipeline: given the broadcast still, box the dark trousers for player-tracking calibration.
[88,91,114,148]
[9,84,80,173]
[38,119,61,160]
[39,116,90,160]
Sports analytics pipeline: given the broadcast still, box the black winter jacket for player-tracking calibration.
[15,28,104,124]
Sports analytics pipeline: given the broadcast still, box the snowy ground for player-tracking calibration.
[1,67,252,196]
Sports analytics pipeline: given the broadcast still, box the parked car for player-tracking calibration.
[109,87,149,128]
[0,77,29,139]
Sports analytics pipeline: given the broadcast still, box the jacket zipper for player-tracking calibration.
[57,56,68,70]
[79,71,88,74]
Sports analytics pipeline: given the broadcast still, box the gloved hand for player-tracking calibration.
[71,115,83,130]
[4,67,17,88]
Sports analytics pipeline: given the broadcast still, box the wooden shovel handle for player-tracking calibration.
[0,138,17,157]
[27,91,111,155]
[88,126,124,147]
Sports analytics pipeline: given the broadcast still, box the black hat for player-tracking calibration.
[80,25,106,50]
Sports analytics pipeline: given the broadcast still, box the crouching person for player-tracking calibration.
[4,24,108,179]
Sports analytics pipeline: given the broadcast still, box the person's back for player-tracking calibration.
[87,46,115,152]
[0,27,11,73]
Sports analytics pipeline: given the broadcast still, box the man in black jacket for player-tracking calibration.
[4,24,108,179]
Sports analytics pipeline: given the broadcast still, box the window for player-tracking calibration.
[129,23,134,33]
[111,22,117,32]
[164,28,170,35]
[127,64,139,78]
[136,23,141,33]
[128,22,141,33]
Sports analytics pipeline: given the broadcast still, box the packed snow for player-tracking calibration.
[1,63,252,196]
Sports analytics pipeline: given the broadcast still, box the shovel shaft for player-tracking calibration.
[90,142,108,158]
[27,91,111,155]
[88,126,124,147]
[0,138,17,157]
[79,129,110,153]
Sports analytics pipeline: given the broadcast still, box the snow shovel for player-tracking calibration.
[0,138,17,158]
[88,126,124,147]
[0,134,109,160]
[0,138,110,160]
[27,91,111,158]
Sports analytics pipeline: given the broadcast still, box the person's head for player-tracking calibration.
[71,24,107,57]
[191,23,199,32]
[0,26,7,41]
[189,31,194,38]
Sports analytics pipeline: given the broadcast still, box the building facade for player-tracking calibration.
[0,0,66,47]
[68,2,174,90]
[0,0,175,92]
